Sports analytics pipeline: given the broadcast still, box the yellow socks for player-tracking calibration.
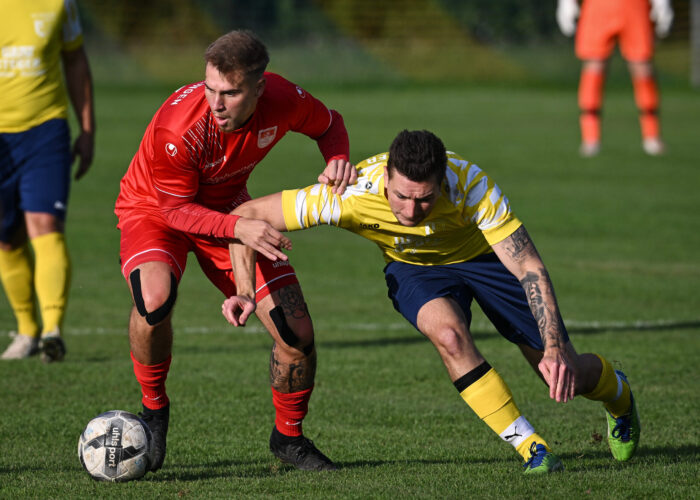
[0,244,39,337]
[456,362,550,460]
[30,232,71,335]
[582,354,631,418]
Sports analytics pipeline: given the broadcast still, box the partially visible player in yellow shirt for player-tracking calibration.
[223,130,641,473]
[0,0,95,362]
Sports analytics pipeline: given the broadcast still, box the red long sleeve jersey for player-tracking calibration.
[115,72,348,240]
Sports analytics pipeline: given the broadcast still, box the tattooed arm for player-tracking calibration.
[491,225,576,403]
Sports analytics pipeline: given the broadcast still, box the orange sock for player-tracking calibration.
[578,68,605,144]
[633,73,661,139]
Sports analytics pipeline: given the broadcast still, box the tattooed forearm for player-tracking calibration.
[520,268,565,350]
[503,226,537,263]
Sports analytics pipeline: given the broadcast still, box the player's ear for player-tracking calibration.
[255,77,266,98]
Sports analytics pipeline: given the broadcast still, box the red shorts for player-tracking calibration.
[117,208,298,302]
[576,0,654,62]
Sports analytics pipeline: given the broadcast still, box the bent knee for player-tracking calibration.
[431,327,469,359]
[130,269,177,326]
[269,304,315,354]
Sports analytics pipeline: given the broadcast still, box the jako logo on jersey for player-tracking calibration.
[165,143,178,156]
[258,127,277,148]
[295,86,306,98]
[359,223,380,230]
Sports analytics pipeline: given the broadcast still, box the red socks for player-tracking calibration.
[271,386,313,437]
[131,352,171,410]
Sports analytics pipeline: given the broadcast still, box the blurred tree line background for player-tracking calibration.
[77,0,694,86]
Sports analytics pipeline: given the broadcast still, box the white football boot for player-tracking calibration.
[1,332,40,360]
[643,137,665,156]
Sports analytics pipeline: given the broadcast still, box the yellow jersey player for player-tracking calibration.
[223,130,641,473]
[0,0,95,361]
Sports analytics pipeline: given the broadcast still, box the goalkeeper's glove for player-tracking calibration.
[556,0,580,37]
[650,0,674,38]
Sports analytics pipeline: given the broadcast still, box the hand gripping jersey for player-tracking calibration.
[116,72,347,240]
[281,152,522,265]
[0,0,84,132]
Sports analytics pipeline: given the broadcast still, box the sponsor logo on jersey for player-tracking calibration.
[365,181,373,190]
[165,143,178,156]
[170,83,203,106]
[295,86,306,98]
[53,201,66,211]
[258,127,277,148]
[32,13,55,38]
[204,155,226,169]
[359,223,380,230]
[272,260,290,268]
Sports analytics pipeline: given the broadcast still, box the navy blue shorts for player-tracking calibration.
[0,119,71,242]
[384,253,569,350]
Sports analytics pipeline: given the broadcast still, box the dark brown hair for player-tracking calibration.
[387,129,447,185]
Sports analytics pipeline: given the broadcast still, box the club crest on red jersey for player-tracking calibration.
[165,143,178,156]
[258,126,277,148]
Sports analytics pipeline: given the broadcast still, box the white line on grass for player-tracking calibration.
[1,317,697,337]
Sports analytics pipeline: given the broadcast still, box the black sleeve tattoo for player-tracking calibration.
[519,267,565,350]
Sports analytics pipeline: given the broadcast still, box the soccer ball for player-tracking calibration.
[78,410,153,482]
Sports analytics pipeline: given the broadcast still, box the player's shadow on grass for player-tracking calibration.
[143,455,508,481]
[319,319,700,349]
[557,443,700,471]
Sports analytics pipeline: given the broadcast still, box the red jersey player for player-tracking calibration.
[556,0,673,156]
[114,30,356,473]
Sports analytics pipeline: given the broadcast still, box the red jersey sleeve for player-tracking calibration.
[151,126,240,239]
[280,79,350,163]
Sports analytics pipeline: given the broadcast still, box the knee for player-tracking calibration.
[269,304,315,355]
[130,270,177,326]
[432,326,468,360]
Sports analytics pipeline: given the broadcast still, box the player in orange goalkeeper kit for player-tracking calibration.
[556,0,673,156]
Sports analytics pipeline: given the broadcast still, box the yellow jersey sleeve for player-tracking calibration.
[444,154,521,246]
[0,0,84,132]
[280,152,521,265]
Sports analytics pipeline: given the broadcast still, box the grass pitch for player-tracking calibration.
[0,81,698,498]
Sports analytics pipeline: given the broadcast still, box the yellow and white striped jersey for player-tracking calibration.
[0,0,84,132]
[281,151,522,265]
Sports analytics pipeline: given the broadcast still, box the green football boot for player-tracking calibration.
[522,442,565,474]
[606,370,640,461]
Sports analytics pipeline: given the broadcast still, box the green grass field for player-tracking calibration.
[1,77,699,498]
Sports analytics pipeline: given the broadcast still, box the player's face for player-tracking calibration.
[204,62,265,132]
[384,167,440,227]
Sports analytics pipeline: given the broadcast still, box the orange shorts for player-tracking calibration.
[576,0,654,62]
[117,208,298,302]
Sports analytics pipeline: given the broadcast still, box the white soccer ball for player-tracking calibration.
[78,410,153,482]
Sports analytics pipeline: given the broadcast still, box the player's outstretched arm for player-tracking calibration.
[230,193,291,262]
[491,225,576,403]
[314,110,356,195]
[223,193,292,326]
